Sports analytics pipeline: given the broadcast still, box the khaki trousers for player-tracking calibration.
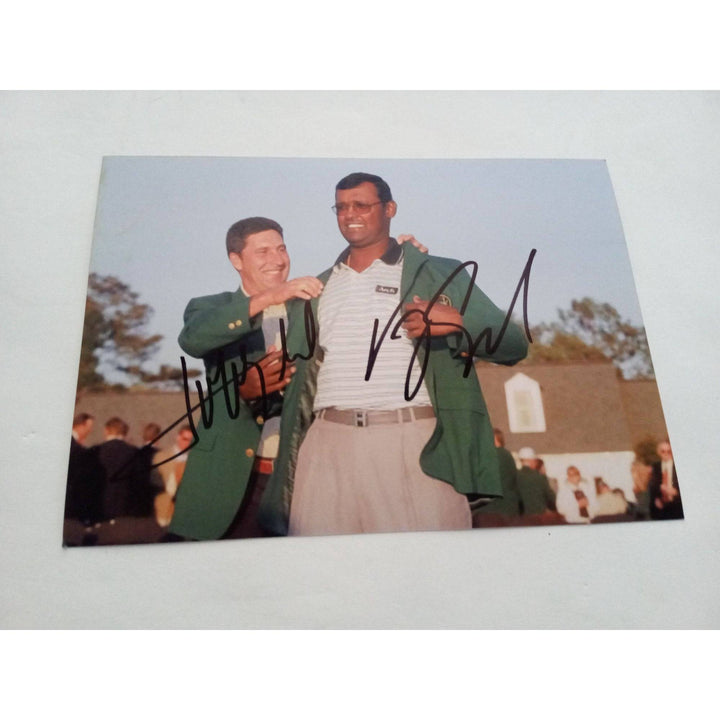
[288,417,471,536]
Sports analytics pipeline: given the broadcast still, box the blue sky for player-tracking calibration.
[88,157,641,379]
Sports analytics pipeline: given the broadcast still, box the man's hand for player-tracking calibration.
[397,234,428,254]
[249,277,324,317]
[402,295,463,338]
[239,347,295,400]
[271,276,324,304]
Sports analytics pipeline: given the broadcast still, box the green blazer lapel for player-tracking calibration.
[400,243,430,298]
[398,244,436,402]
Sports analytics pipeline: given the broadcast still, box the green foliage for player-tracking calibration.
[122,363,201,390]
[527,328,608,364]
[77,296,107,390]
[527,297,654,379]
[78,274,198,391]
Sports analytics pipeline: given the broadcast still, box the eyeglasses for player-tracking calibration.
[331,201,384,215]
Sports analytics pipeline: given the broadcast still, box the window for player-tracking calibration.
[505,372,546,433]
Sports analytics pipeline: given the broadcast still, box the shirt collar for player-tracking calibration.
[238,281,286,318]
[334,237,403,269]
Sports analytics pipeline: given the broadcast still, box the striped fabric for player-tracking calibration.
[256,306,286,458]
[239,284,286,459]
[314,256,432,410]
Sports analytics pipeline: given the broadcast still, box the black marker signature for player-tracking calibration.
[102,301,317,480]
[366,249,536,400]
[104,254,533,477]
[160,302,319,469]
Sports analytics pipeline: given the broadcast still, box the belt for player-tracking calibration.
[254,457,275,474]
[317,406,435,427]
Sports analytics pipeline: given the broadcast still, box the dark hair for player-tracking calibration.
[72,412,94,428]
[335,172,393,203]
[226,217,283,255]
[105,416,129,437]
[142,422,162,443]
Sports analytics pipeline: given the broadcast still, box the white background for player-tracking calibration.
[2,3,718,714]
[2,91,718,631]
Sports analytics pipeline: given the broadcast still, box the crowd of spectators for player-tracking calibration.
[472,430,681,528]
[64,414,683,545]
[63,413,193,545]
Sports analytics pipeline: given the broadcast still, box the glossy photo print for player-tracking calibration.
[61,157,683,547]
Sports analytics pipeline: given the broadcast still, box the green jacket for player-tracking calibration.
[516,466,556,516]
[258,243,529,535]
[475,446,521,517]
[169,289,274,540]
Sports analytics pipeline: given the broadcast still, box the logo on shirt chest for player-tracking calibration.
[375,285,399,295]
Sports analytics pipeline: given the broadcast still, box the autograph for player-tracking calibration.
[109,249,535,477]
[367,249,536,400]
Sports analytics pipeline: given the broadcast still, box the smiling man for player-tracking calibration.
[168,215,423,541]
[260,172,529,537]
[168,217,324,540]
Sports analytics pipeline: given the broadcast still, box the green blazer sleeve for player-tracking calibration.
[430,255,528,366]
[178,289,259,359]
[399,245,529,497]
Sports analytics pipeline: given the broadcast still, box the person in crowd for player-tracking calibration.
[95,416,154,520]
[536,457,557,494]
[648,438,684,520]
[515,447,557,520]
[260,172,529,537]
[473,428,520,527]
[142,422,162,448]
[64,412,103,525]
[556,465,598,524]
[629,459,652,519]
[594,477,628,517]
[139,421,166,496]
[153,425,194,529]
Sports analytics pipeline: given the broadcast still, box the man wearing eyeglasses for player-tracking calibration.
[168,215,425,541]
[259,172,529,537]
[648,439,683,520]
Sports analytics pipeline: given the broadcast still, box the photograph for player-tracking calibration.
[62,157,682,547]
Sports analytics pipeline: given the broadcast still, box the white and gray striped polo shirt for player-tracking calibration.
[313,244,432,411]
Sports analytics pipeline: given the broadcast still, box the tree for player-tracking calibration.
[526,327,608,365]
[527,298,654,379]
[121,363,202,392]
[78,274,198,392]
[77,292,108,389]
